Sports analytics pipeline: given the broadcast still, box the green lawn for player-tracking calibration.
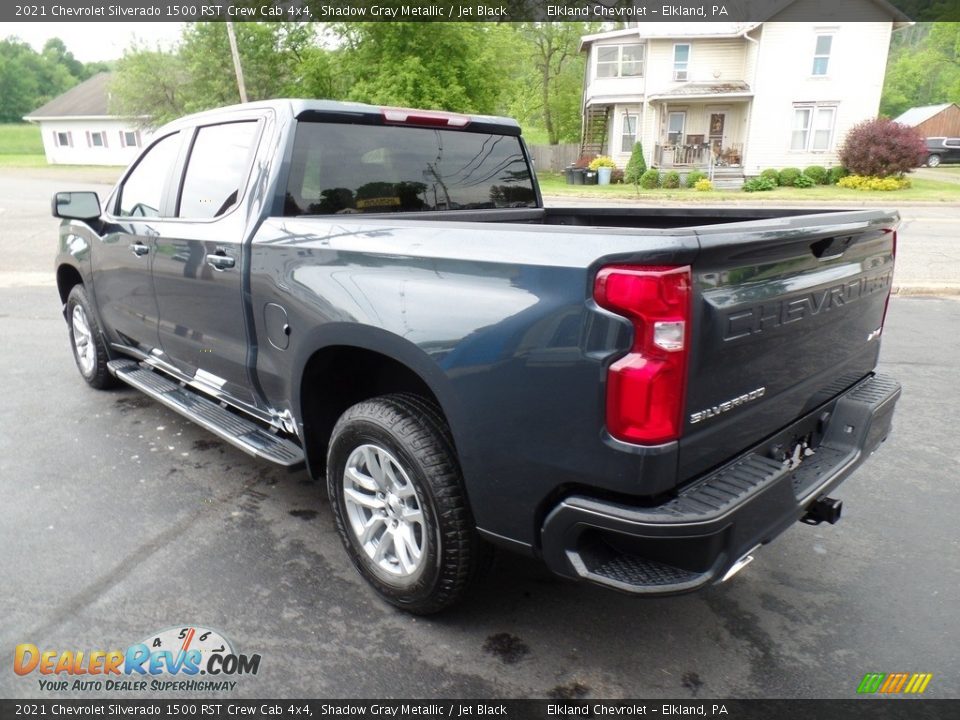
[538,172,960,203]
[0,123,44,155]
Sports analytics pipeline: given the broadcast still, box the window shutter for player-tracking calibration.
[86,131,91,147]
[67,132,73,147]
[119,131,125,148]
[102,132,108,148]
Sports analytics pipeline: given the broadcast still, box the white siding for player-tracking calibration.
[645,38,748,92]
[585,40,646,104]
[36,119,152,166]
[743,17,893,173]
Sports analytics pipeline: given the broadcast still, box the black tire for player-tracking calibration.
[66,284,118,390]
[326,393,492,614]
[927,154,941,168]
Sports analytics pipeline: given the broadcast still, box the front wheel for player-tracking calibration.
[66,284,118,389]
[326,394,491,614]
[927,154,942,168]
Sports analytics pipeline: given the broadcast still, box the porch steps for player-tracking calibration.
[580,105,609,158]
[709,168,745,190]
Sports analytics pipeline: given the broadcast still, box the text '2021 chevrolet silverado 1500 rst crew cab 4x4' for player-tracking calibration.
[54,100,901,613]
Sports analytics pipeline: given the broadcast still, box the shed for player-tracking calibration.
[23,73,151,166]
[894,103,960,138]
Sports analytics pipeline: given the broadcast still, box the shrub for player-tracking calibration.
[743,176,777,192]
[839,118,926,177]
[588,155,616,171]
[685,170,707,187]
[662,170,681,189]
[837,174,911,191]
[760,168,780,186]
[803,165,828,184]
[793,173,816,188]
[639,169,661,189]
[611,168,625,184]
[828,166,849,185]
[624,142,647,185]
[694,178,714,192]
[778,167,802,187]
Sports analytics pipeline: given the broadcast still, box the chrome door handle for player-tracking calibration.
[205,253,236,271]
[130,242,150,257]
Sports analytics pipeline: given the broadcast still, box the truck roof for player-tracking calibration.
[156,99,523,136]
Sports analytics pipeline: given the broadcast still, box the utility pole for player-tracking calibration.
[225,21,248,103]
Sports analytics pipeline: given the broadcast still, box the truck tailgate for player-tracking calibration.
[680,210,897,481]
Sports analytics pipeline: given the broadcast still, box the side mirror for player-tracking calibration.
[52,191,101,221]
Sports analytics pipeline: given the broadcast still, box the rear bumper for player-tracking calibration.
[540,373,901,595]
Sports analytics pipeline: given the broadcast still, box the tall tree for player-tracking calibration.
[330,23,507,114]
[882,22,960,118]
[511,23,594,145]
[110,23,317,126]
[110,45,188,127]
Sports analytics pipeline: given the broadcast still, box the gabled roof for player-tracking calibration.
[581,23,760,49]
[894,103,958,127]
[580,0,912,50]
[24,73,114,120]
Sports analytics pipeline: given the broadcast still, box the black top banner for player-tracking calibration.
[5,0,960,23]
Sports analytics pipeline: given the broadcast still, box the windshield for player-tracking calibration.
[284,121,537,215]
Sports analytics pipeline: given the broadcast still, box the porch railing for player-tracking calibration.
[655,143,743,169]
[654,143,710,167]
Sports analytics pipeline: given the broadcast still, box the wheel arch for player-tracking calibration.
[56,263,85,307]
[292,325,463,481]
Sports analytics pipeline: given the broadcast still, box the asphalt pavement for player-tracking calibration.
[1,169,958,699]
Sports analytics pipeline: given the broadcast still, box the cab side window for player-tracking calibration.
[178,121,259,219]
[117,132,181,218]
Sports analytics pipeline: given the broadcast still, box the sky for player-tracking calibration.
[6,22,185,62]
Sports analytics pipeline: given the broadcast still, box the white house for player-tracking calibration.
[23,73,151,166]
[579,0,910,178]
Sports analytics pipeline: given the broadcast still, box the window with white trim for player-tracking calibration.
[89,131,106,148]
[121,130,139,148]
[596,44,645,78]
[673,44,690,81]
[812,34,832,76]
[621,113,638,153]
[791,104,837,151]
[55,131,71,147]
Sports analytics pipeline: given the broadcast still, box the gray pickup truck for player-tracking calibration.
[54,100,901,613]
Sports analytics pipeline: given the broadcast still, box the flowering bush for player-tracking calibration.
[838,118,926,177]
[837,174,911,191]
[693,178,714,191]
[685,170,707,187]
[588,155,616,171]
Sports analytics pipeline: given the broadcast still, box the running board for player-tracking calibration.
[107,359,304,468]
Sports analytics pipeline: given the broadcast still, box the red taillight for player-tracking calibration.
[594,265,692,445]
[381,107,470,128]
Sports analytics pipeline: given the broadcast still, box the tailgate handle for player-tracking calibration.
[810,235,854,260]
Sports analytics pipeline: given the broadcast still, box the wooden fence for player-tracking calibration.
[527,143,579,173]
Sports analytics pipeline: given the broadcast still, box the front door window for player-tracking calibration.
[667,112,685,145]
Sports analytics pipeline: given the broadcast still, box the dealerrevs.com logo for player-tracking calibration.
[14,626,261,693]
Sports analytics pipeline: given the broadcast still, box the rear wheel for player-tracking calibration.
[326,393,491,614]
[927,154,942,168]
[66,285,117,390]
